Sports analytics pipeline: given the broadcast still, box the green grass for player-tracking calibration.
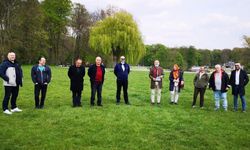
[0,66,250,150]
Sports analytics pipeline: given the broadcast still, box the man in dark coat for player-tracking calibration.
[88,56,105,106]
[31,56,51,109]
[0,52,23,115]
[229,63,249,112]
[68,58,85,107]
[114,56,130,105]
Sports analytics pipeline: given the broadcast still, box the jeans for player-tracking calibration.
[90,82,103,105]
[214,91,228,109]
[34,84,48,108]
[2,86,19,111]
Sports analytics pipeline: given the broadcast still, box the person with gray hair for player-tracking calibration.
[149,60,164,105]
[88,56,105,106]
[209,64,230,111]
[229,63,249,112]
[0,52,23,115]
[114,56,130,105]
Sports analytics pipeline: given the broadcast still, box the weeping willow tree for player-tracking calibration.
[89,11,145,65]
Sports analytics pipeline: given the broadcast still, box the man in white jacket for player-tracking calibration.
[0,52,23,115]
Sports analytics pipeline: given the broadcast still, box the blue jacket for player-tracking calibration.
[169,70,184,92]
[0,59,23,87]
[31,65,51,85]
[114,63,130,81]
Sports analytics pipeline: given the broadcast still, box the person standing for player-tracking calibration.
[192,66,209,108]
[209,64,230,111]
[149,60,164,105]
[31,57,51,109]
[229,63,249,112]
[0,52,23,115]
[169,64,184,105]
[88,56,105,106]
[114,56,130,105]
[68,58,85,107]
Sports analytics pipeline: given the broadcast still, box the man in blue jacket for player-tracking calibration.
[31,56,51,109]
[0,52,23,115]
[114,56,130,105]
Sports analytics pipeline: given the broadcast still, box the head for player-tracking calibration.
[7,52,16,62]
[215,64,221,73]
[154,60,160,67]
[38,56,46,66]
[235,63,241,70]
[120,56,125,64]
[199,66,205,73]
[173,64,179,71]
[95,56,102,66]
[75,58,82,68]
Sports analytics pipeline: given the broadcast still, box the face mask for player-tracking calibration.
[121,60,125,64]
[155,64,159,67]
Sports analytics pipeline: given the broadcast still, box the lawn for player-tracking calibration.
[0,66,250,150]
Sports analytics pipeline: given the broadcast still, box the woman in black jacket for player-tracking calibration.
[68,58,85,107]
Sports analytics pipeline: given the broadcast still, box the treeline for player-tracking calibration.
[1,0,250,71]
[140,44,250,71]
[0,0,118,65]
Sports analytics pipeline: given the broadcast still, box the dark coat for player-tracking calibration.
[169,70,184,92]
[149,66,164,89]
[209,71,230,93]
[68,65,85,91]
[88,64,105,83]
[0,59,23,87]
[114,63,130,81]
[229,69,249,96]
[31,65,51,85]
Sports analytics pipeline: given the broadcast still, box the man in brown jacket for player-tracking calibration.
[149,60,164,105]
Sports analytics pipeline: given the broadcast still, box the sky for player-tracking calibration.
[72,0,250,49]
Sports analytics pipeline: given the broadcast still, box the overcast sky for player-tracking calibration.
[72,0,250,49]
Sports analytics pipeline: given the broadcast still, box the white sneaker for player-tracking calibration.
[3,109,12,115]
[11,107,22,113]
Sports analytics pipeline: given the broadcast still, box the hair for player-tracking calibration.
[215,64,221,68]
[75,58,82,62]
[38,56,45,61]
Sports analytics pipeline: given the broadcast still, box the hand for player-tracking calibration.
[35,83,38,85]
[181,81,184,85]
[44,82,48,85]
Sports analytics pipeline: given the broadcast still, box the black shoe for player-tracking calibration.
[125,102,130,105]
[78,104,82,107]
[116,102,120,105]
[174,102,178,105]
[151,102,155,105]
[170,102,174,105]
[97,104,103,107]
[90,104,95,107]
[35,106,40,109]
[39,105,44,109]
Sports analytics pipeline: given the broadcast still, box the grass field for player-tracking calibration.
[0,66,250,150]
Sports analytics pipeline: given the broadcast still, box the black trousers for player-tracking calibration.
[2,86,19,111]
[116,80,129,103]
[90,82,103,105]
[192,87,206,107]
[72,90,82,106]
[34,84,47,108]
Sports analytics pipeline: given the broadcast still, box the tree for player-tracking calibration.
[89,11,145,65]
[71,3,91,60]
[243,35,250,48]
[41,0,72,64]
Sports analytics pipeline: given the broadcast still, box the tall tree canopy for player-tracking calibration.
[89,11,145,65]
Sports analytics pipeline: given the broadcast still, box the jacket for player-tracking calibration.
[31,65,51,85]
[229,69,249,95]
[209,70,229,93]
[68,65,85,91]
[88,64,105,83]
[114,63,130,81]
[149,66,164,89]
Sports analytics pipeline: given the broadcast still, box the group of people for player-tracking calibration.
[0,52,248,115]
